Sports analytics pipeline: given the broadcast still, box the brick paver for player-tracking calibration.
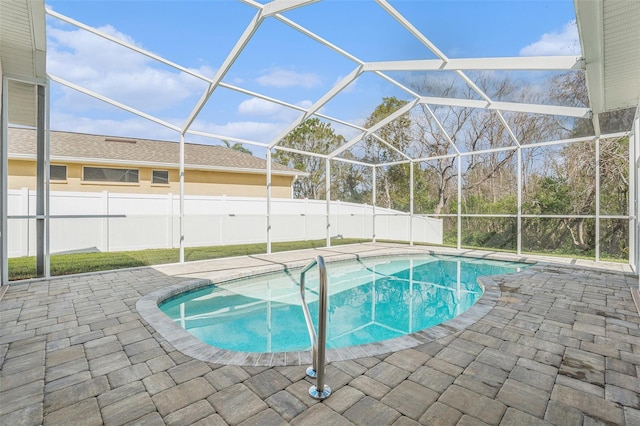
[0,244,637,425]
[380,379,438,420]
[43,398,102,426]
[343,396,401,426]
[207,383,268,424]
[151,377,215,417]
[265,390,309,421]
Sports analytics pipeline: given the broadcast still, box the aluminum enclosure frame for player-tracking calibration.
[2,0,639,284]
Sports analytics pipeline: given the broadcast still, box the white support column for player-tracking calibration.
[36,84,45,277]
[1,76,8,285]
[179,133,185,263]
[517,147,522,255]
[457,155,462,250]
[409,161,414,246]
[266,149,272,254]
[45,81,51,278]
[636,113,640,274]
[326,159,331,247]
[630,111,640,310]
[629,128,635,270]
[631,113,639,273]
[372,166,377,242]
[595,137,601,262]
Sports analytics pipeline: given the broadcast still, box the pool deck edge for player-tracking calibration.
[138,247,535,367]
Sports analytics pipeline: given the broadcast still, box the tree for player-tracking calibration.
[548,71,634,135]
[272,118,345,199]
[331,151,370,204]
[548,71,593,137]
[548,137,628,254]
[362,97,413,210]
[222,140,252,155]
[408,73,576,251]
[410,75,514,215]
[521,71,630,257]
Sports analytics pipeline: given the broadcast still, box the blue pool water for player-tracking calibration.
[160,255,528,353]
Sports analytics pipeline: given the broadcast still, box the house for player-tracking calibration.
[7,127,304,198]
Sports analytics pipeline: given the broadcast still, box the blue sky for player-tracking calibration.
[44,0,580,151]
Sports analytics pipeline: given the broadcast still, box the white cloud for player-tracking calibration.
[45,22,331,149]
[47,25,212,113]
[194,120,289,144]
[520,21,580,56]
[237,97,315,124]
[255,68,322,88]
[238,97,285,116]
[48,25,146,72]
[50,111,180,141]
[51,109,282,146]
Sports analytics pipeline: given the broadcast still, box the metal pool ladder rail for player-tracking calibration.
[299,255,331,400]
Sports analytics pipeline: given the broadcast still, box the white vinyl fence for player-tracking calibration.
[8,189,443,257]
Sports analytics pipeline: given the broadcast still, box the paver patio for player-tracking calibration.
[1,243,638,425]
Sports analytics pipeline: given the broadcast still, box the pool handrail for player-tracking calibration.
[299,255,331,400]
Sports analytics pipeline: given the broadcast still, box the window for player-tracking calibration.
[50,165,67,181]
[152,170,169,184]
[83,167,139,183]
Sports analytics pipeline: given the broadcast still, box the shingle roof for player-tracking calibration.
[7,127,304,176]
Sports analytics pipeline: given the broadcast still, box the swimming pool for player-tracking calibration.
[158,254,528,354]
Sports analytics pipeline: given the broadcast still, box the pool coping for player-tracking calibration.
[136,249,537,367]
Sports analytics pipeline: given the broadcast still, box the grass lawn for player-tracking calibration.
[8,238,369,281]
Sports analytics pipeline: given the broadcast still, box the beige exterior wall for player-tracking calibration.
[8,159,295,198]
